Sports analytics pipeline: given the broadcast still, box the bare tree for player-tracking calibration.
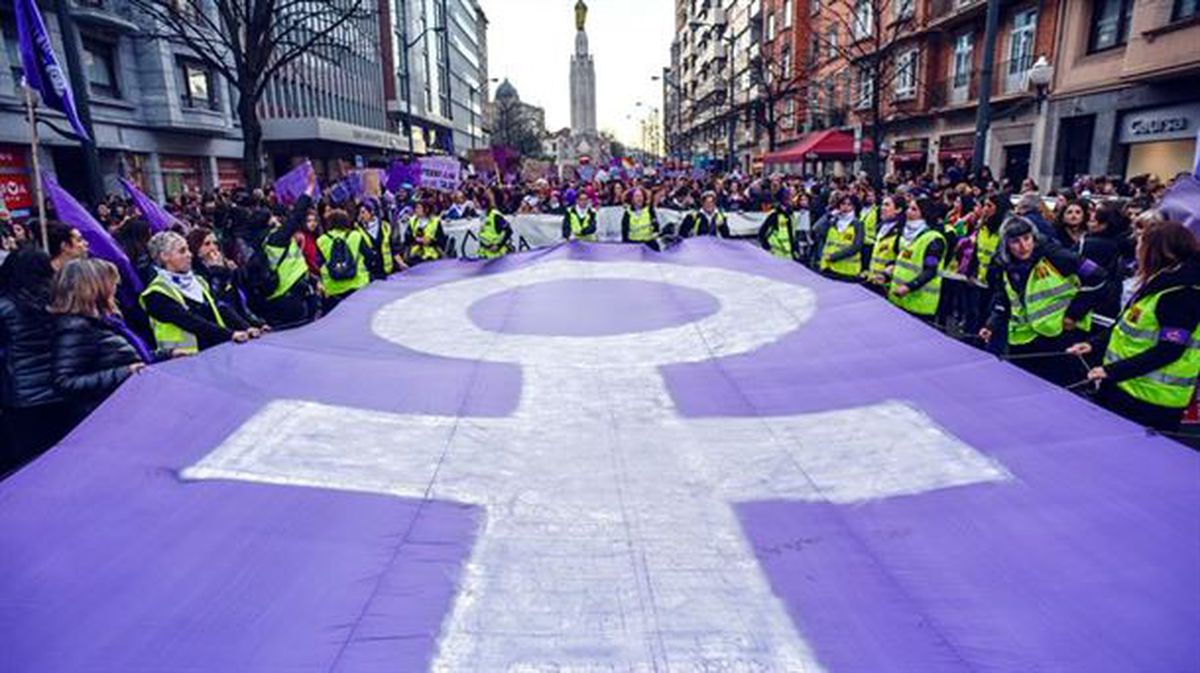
[806,0,918,187]
[749,46,807,154]
[489,96,543,158]
[127,0,374,187]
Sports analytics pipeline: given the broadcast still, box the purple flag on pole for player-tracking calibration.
[43,172,143,303]
[119,178,176,233]
[273,161,319,205]
[14,0,89,141]
[386,160,421,192]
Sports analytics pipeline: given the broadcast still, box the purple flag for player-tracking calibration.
[1159,173,1200,238]
[43,171,143,303]
[386,160,421,193]
[119,178,176,233]
[273,160,319,205]
[15,0,89,140]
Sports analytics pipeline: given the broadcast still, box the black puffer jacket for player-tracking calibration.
[0,294,60,408]
[52,314,143,417]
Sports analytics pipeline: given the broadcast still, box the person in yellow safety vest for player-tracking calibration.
[1067,221,1200,432]
[757,188,796,260]
[621,187,660,250]
[971,193,1008,288]
[478,190,514,259]
[403,200,448,266]
[888,197,947,321]
[812,194,866,281]
[562,190,598,242]
[979,215,1109,386]
[864,194,907,293]
[859,190,879,272]
[679,191,731,238]
[139,231,257,354]
[357,201,404,280]
[257,189,319,328]
[316,208,372,313]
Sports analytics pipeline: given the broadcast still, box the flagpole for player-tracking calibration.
[24,83,47,251]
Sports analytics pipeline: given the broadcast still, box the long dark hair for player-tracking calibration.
[1136,221,1200,286]
[983,193,1010,233]
[0,246,54,307]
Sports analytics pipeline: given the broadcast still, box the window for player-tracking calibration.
[82,38,119,99]
[952,32,972,88]
[176,57,216,110]
[767,12,776,41]
[811,0,821,15]
[857,66,874,108]
[1176,0,1199,20]
[784,0,793,27]
[1008,9,1037,75]
[1088,0,1133,52]
[781,48,792,79]
[853,0,874,39]
[3,21,21,89]
[896,0,915,19]
[894,49,917,99]
[828,25,839,58]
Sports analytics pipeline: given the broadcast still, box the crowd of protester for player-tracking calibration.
[1,160,1197,474]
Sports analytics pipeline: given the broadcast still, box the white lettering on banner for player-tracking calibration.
[183,261,1010,671]
[420,156,463,192]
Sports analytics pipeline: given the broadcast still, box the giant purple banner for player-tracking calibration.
[0,239,1196,672]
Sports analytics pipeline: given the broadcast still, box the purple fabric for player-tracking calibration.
[42,172,144,305]
[273,161,320,205]
[15,0,88,140]
[103,313,153,363]
[469,278,719,336]
[386,159,422,193]
[1,239,1197,672]
[119,178,175,233]
[1159,172,1200,238]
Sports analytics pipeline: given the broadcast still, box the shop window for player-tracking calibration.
[1175,0,1199,20]
[177,57,217,110]
[1088,0,1134,53]
[82,38,120,99]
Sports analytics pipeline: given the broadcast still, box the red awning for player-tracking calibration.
[891,150,927,163]
[762,130,875,164]
[938,149,973,162]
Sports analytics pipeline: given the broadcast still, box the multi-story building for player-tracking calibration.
[383,0,489,160]
[0,0,457,206]
[0,0,245,207]
[1038,0,1200,187]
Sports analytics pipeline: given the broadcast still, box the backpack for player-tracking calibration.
[326,235,357,281]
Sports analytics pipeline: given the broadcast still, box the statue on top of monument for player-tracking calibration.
[575,0,588,32]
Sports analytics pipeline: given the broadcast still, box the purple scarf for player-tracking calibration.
[103,314,154,364]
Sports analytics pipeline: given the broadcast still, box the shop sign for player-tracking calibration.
[1119,103,1200,143]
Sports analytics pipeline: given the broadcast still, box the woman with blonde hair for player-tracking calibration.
[50,258,154,424]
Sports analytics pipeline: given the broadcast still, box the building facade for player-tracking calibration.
[384,0,489,159]
[0,0,244,208]
[1038,0,1200,187]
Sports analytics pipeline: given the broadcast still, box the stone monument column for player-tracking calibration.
[570,1,597,134]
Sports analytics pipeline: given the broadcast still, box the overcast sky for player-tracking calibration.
[482,0,676,148]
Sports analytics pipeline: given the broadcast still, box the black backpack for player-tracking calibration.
[326,235,357,281]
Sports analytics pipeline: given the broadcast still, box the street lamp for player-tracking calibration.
[1026,56,1053,105]
[402,22,447,155]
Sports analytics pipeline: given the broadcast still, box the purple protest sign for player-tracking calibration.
[1,240,1196,671]
[418,156,462,192]
[273,160,319,205]
[386,160,422,192]
[119,178,176,233]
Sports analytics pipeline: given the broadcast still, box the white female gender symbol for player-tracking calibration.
[186,259,1008,671]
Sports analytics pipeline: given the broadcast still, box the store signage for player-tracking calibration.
[1120,103,1200,143]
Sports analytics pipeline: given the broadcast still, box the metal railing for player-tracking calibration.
[927,58,1033,108]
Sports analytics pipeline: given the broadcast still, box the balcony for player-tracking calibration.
[928,59,1035,109]
[927,0,986,29]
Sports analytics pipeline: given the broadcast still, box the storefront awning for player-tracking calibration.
[892,150,927,163]
[938,148,974,162]
[762,130,874,164]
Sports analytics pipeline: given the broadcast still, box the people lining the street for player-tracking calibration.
[0,160,1196,475]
